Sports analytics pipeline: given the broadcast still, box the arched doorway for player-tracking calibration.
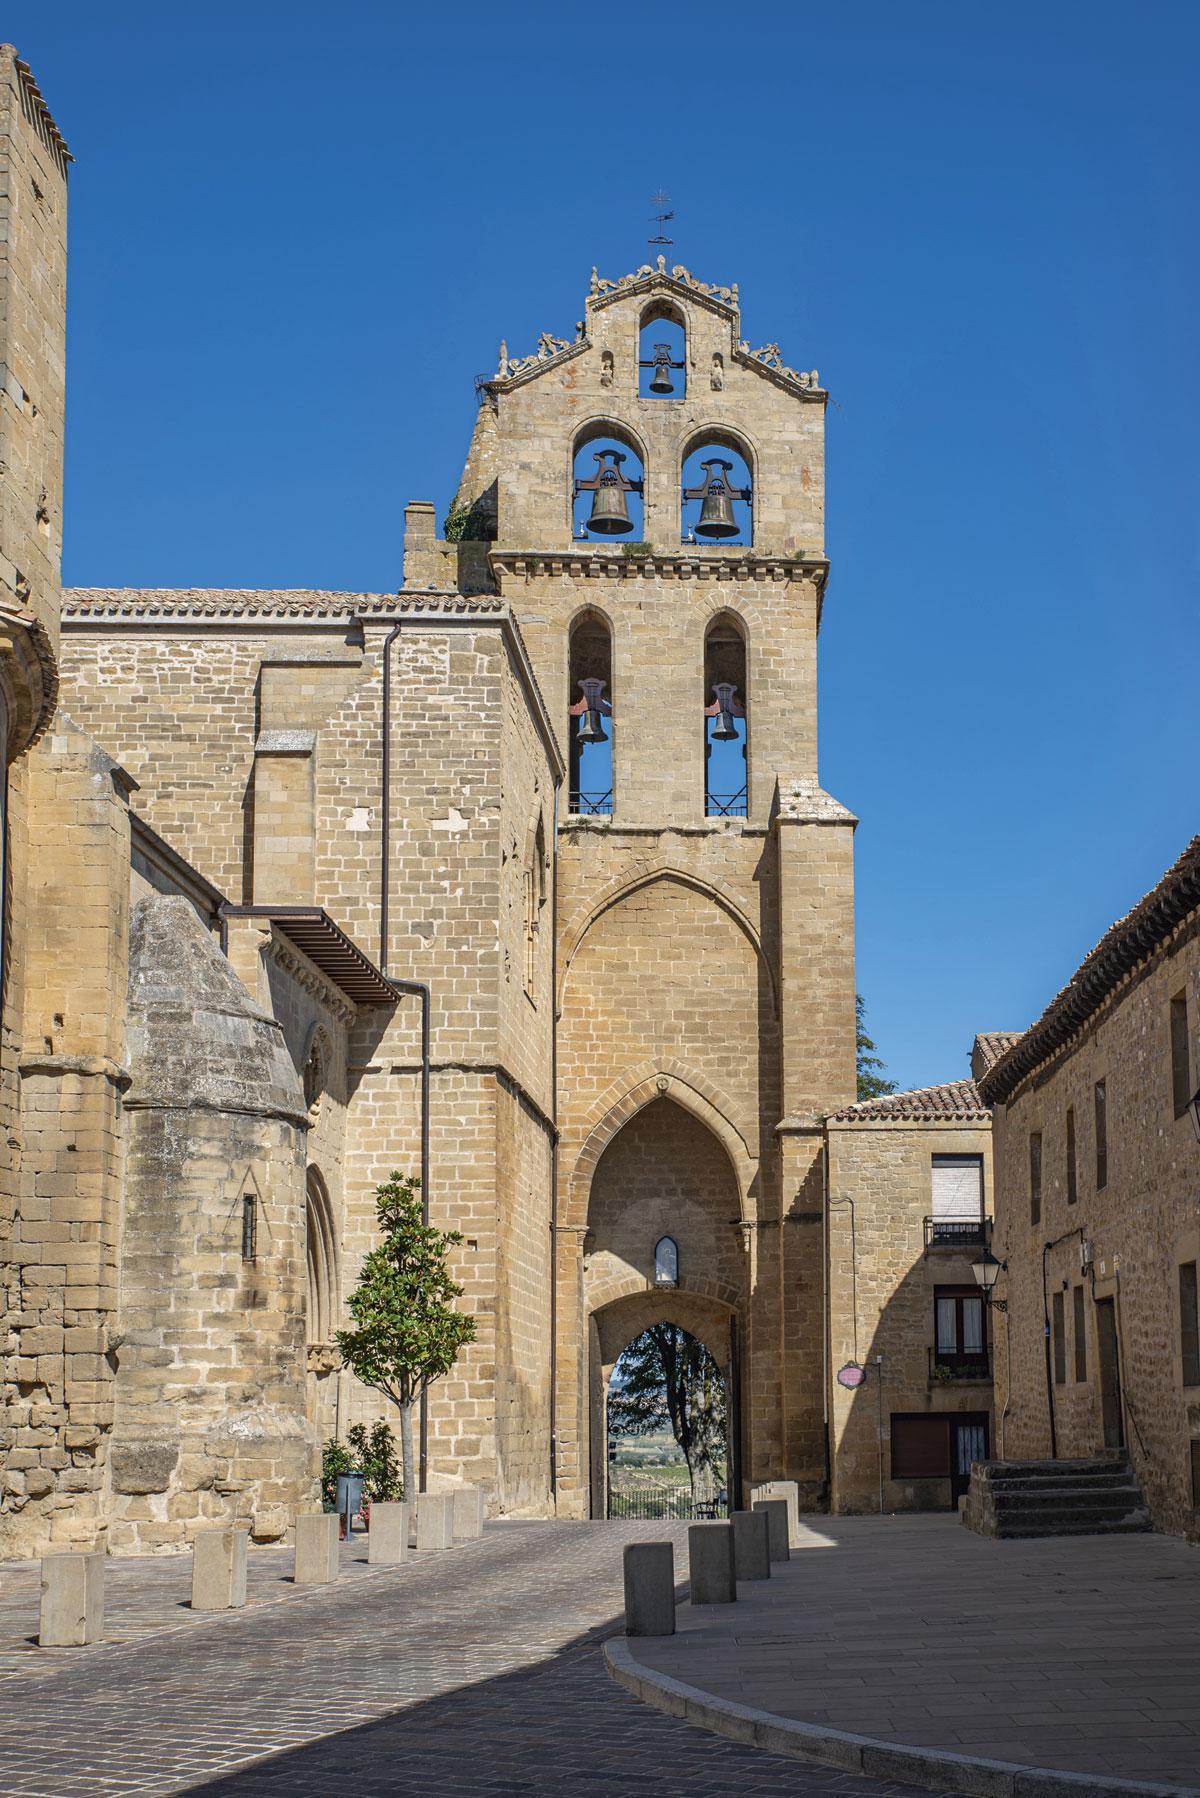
[606,1322,728,1520]
[578,1095,748,1517]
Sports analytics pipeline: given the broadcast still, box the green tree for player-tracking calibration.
[856,994,897,1102]
[334,1172,476,1501]
[607,1325,726,1498]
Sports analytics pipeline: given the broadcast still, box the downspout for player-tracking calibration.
[821,1137,831,1499]
[379,619,433,1493]
[549,785,560,1504]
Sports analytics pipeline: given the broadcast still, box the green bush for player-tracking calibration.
[321,1422,404,1510]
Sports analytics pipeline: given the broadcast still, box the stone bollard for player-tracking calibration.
[368,1501,410,1565]
[752,1498,790,1562]
[39,1552,104,1647]
[414,1492,454,1551]
[732,1508,771,1581]
[294,1511,339,1584]
[750,1478,801,1548]
[687,1521,736,1604]
[452,1485,485,1541]
[623,1541,675,1637]
[191,1528,248,1610]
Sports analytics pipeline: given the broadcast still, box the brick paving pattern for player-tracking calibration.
[0,1521,944,1797]
[632,1513,1200,1790]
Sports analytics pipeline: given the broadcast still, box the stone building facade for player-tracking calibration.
[1,47,1009,1554]
[981,840,1200,1541]
[826,1066,1000,1514]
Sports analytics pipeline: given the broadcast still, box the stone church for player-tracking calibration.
[1,47,1000,1556]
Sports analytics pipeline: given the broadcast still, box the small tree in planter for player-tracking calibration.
[335,1172,475,1501]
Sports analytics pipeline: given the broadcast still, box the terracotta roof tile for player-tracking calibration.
[981,837,1200,1106]
[828,1080,989,1124]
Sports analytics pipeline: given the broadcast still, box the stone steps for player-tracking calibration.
[962,1454,1152,1539]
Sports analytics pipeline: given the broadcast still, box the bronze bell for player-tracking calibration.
[574,677,609,743]
[580,450,634,535]
[710,682,740,740]
[695,465,738,539]
[649,345,674,395]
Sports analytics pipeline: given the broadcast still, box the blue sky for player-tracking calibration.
[12,1,1198,1093]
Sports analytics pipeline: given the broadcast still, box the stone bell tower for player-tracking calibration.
[451,258,858,1517]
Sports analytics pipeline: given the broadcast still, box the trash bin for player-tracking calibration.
[336,1472,365,1535]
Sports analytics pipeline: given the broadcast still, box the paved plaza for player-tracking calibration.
[628,1513,1200,1791]
[0,1520,938,1797]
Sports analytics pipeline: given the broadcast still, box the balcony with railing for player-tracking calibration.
[923,1215,990,1251]
[569,789,612,817]
[928,1347,992,1385]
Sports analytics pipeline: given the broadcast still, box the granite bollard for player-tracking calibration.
[752,1497,790,1562]
[732,1507,771,1580]
[294,1511,339,1584]
[749,1478,801,1548]
[414,1492,454,1551]
[623,1541,675,1636]
[368,1501,410,1564]
[191,1527,248,1609]
[39,1552,104,1646]
[452,1486,485,1541]
[687,1520,736,1604]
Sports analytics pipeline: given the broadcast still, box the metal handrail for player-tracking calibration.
[924,1216,989,1249]
[929,1346,992,1382]
[569,789,612,817]
[706,786,748,818]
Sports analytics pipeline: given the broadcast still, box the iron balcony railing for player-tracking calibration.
[928,1347,992,1384]
[569,789,613,817]
[923,1215,990,1250]
[706,786,748,819]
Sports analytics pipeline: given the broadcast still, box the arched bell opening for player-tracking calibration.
[703,613,748,819]
[568,609,613,817]
[637,300,686,401]
[681,433,753,547]
[604,1321,729,1520]
[572,425,645,543]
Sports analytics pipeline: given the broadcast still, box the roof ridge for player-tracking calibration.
[828,1077,987,1124]
[981,836,1200,1105]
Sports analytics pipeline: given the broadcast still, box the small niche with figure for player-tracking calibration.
[681,437,752,547]
[637,302,686,400]
[568,610,613,816]
[573,428,645,542]
[704,614,748,818]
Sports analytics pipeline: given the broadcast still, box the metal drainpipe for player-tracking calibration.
[548,784,560,1504]
[378,619,433,1493]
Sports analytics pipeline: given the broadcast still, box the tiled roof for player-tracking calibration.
[62,589,503,619]
[828,1080,989,1124]
[980,836,1200,1107]
[973,1032,1022,1069]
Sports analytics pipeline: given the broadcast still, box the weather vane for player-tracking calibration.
[648,190,674,253]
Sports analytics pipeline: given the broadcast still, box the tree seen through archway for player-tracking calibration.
[608,1324,726,1516]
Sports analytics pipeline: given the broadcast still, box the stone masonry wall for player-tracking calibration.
[992,911,1200,1539]
[826,1120,994,1514]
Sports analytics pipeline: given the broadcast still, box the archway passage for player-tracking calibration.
[606,1323,727,1520]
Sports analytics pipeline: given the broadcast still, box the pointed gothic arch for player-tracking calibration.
[305,1167,338,1347]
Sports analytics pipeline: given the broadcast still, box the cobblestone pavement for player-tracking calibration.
[633,1513,1200,1790]
[0,1520,949,1797]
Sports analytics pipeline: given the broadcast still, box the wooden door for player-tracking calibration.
[1096,1297,1124,1450]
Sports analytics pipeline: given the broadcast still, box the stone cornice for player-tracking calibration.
[490,549,828,597]
[261,930,358,1028]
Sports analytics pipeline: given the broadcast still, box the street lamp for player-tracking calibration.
[971,1247,1008,1313]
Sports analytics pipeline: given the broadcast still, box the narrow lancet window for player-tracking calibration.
[704,616,748,818]
[568,612,613,817]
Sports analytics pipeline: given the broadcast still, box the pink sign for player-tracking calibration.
[836,1362,867,1389]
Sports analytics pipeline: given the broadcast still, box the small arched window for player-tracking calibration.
[637,302,686,400]
[682,436,753,547]
[704,614,748,818]
[654,1236,679,1287]
[568,611,613,817]
[572,428,645,543]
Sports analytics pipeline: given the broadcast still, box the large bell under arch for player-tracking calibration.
[572,431,646,542]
